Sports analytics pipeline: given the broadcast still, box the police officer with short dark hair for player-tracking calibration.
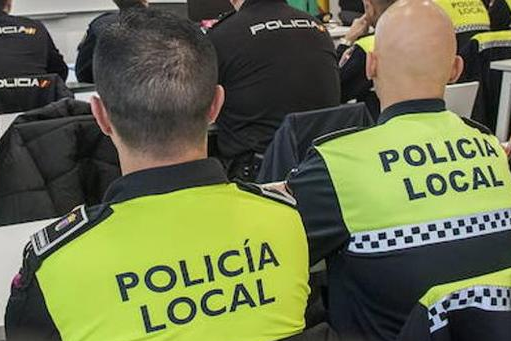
[5,8,312,341]
[75,0,148,83]
[289,1,511,340]
[208,0,341,181]
[0,0,68,80]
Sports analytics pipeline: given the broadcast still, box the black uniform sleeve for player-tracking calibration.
[335,43,350,61]
[287,147,350,266]
[339,46,372,103]
[458,40,480,83]
[75,27,96,84]
[41,25,68,82]
[395,305,431,341]
[4,245,61,341]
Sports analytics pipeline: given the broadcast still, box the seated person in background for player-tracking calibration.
[289,1,511,340]
[435,0,490,49]
[338,0,489,110]
[75,0,147,83]
[337,0,395,107]
[484,0,511,30]
[0,0,68,81]
[208,0,341,181]
[5,8,312,341]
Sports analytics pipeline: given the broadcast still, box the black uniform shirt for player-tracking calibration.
[75,12,118,83]
[208,0,341,158]
[488,0,511,30]
[0,11,68,81]
[288,99,511,341]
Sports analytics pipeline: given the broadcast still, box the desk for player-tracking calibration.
[75,91,98,103]
[0,218,57,339]
[0,113,23,140]
[491,59,511,141]
[326,24,350,39]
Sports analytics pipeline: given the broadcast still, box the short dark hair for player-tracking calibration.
[0,0,8,10]
[93,8,218,156]
[113,0,145,10]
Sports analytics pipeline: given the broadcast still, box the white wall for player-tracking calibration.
[41,13,102,63]
[25,2,187,64]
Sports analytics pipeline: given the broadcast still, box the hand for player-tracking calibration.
[345,15,370,45]
[261,182,289,195]
[501,141,511,157]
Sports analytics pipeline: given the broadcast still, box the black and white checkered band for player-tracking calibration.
[348,208,511,254]
[428,285,511,334]
[455,24,490,34]
[479,40,511,52]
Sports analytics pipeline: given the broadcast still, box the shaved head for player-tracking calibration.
[366,0,464,110]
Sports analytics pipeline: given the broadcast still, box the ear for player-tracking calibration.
[448,55,464,84]
[366,51,377,80]
[91,95,114,136]
[207,85,225,124]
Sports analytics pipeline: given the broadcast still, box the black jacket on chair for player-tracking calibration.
[0,98,120,226]
[0,74,73,114]
[256,103,374,183]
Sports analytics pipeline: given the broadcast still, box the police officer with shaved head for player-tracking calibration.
[208,0,341,181]
[4,8,318,341]
[289,0,511,340]
[0,0,68,80]
[75,0,148,83]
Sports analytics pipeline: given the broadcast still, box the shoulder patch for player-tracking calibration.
[30,204,112,258]
[236,182,296,208]
[313,126,367,146]
[31,206,89,257]
[461,117,492,135]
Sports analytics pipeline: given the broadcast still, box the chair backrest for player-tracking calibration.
[256,103,374,183]
[187,0,233,22]
[0,74,73,115]
[444,81,480,118]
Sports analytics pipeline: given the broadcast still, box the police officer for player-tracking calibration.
[435,0,491,48]
[75,0,148,83]
[208,0,341,181]
[288,1,511,340]
[484,0,511,30]
[338,0,489,107]
[337,0,395,117]
[0,0,67,81]
[5,9,311,341]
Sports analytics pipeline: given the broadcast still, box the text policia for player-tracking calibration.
[115,241,280,334]
[379,137,504,201]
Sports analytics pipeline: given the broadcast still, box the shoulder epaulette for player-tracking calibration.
[236,182,296,208]
[472,30,511,52]
[354,34,375,54]
[212,10,236,28]
[30,204,111,259]
[461,117,492,135]
[313,126,367,146]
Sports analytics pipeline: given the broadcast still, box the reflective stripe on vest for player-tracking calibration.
[434,0,490,33]
[419,267,511,333]
[354,35,375,53]
[36,184,310,341]
[472,30,511,52]
[315,112,511,254]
